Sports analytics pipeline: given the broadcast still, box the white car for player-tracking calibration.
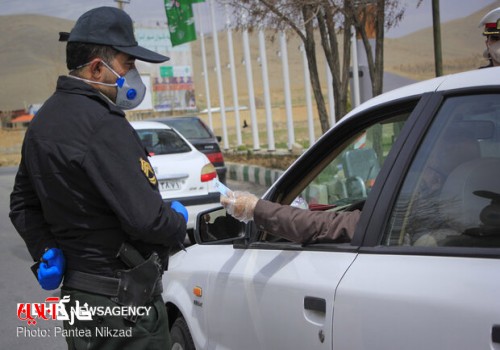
[163,67,500,350]
[130,121,220,236]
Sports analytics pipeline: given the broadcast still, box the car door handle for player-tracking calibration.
[304,296,326,313]
[492,325,500,343]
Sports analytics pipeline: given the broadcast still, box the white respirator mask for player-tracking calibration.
[70,60,146,110]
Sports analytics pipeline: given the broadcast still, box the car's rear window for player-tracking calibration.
[163,119,213,139]
[136,129,191,155]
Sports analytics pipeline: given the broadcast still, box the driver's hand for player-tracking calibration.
[220,191,258,223]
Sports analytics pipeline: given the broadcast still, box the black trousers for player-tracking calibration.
[60,288,170,350]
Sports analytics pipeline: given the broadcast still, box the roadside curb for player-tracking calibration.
[226,162,284,187]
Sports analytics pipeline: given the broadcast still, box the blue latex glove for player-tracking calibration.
[38,248,65,290]
[171,200,188,223]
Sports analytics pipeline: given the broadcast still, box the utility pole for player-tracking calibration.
[432,0,443,77]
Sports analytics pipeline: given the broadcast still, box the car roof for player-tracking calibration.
[154,116,217,140]
[342,67,500,122]
[157,116,200,121]
[129,120,173,130]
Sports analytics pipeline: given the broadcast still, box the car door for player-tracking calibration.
[333,91,500,349]
[203,101,420,350]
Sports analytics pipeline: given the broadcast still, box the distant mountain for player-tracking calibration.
[0,15,73,111]
[0,1,497,111]
[384,1,497,80]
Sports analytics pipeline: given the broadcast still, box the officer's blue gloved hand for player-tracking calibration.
[38,248,66,290]
[170,201,189,252]
[171,200,188,223]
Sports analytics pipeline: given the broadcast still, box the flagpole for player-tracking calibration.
[300,44,315,146]
[351,25,361,108]
[114,0,129,11]
[195,6,213,130]
[209,0,229,150]
[242,24,260,151]
[326,61,335,128]
[225,5,242,146]
[258,28,275,152]
[279,31,295,151]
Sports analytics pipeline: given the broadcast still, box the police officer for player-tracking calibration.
[10,6,187,349]
[479,7,500,68]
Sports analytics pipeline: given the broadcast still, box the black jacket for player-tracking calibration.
[10,76,186,276]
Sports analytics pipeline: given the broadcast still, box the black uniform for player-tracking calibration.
[9,76,186,276]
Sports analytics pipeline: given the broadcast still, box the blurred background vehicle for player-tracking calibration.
[130,120,220,243]
[153,116,227,184]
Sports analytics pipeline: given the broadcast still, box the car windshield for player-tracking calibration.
[136,129,191,155]
[163,118,213,139]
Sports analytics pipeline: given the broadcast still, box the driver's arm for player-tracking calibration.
[254,200,360,243]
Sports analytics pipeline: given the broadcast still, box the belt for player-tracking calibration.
[63,270,162,297]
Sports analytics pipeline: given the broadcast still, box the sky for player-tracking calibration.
[0,0,496,38]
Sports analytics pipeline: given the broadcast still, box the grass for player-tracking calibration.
[0,129,24,166]
[228,123,314,151]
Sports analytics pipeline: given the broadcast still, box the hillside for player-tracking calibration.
[0,3,498,167]
[0,15,72,111]
[384,2,495,80]
[0,2,497,112]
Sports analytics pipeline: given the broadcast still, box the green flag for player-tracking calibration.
[164,0,197,46]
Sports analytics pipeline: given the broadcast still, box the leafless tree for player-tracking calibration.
[220,0,406,133]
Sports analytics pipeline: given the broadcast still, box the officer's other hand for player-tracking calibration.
[171,200,188,223]
[221,191,258,223]
[38,248,66,290]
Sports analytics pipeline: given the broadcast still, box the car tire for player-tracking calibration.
[171,316,195,350]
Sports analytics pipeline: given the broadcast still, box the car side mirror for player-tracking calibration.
[216,136,222,142]
[195,206,247,244]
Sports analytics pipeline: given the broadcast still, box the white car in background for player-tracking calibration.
[130,121,220,237]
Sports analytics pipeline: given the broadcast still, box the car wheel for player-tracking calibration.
[171,316,195,350]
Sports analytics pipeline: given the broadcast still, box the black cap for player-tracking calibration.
[59,6,169,63]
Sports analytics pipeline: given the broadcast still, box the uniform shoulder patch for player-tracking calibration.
[140,158,157,186]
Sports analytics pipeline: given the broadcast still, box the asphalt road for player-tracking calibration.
[0,166,268,349]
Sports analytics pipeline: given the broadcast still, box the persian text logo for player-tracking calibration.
[17,295,92,326]
[17,296,152,326]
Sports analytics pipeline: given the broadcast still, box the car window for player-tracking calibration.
[136,129,191,155]
[260,109,412,243]
[299,114,409,209]
[383,94,500,248]
[163,119,213,139]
